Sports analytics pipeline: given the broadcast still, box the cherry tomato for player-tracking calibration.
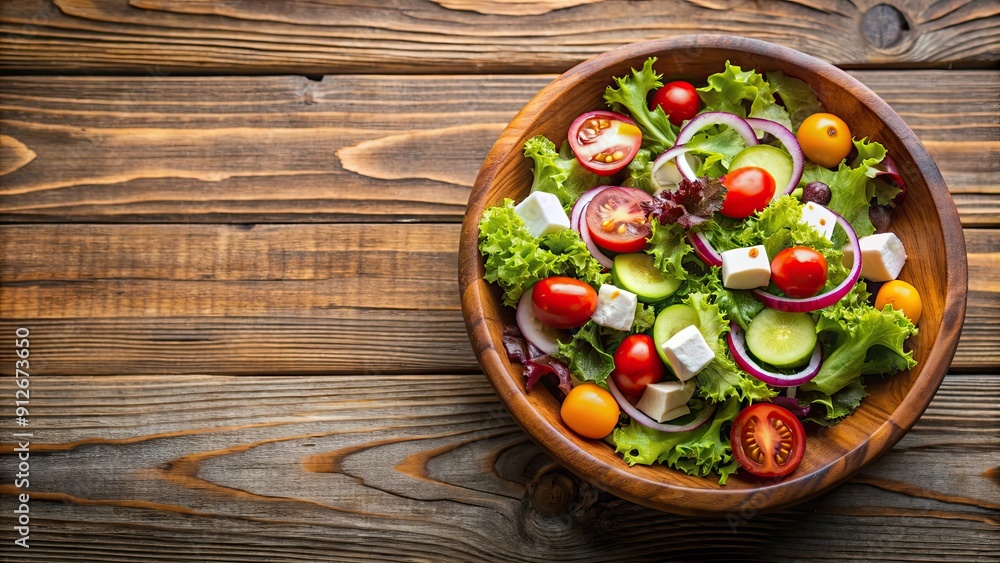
[771,246,828,298]
[720,166,776,219]
[585,186,654,253]
[561,383,620,439]
[730,403,806,478]
[875,280,922,324]
[531,277,598,330]
[568,110,642,176]
[611,334,665,395]
[797,113,853,168]
[650,81,701,126]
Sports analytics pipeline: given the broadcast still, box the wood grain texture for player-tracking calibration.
[0,373,996,561]
[1,71,997,224]
[0,0,997,74]
[0,224,994,376]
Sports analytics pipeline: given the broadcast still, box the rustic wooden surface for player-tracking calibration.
[1,0,998,560]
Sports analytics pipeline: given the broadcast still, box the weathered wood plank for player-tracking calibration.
[0,224,995,375]
[1,373,996,560]
[0,0,997,74]
[1,71,997,224]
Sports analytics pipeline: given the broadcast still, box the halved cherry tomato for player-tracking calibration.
[585,186,654,253]
[730,403,806,478]
[797,113,852,168]
[875,280,922,324]
[771,246,828,298]
[720,166,776,219]
[568,110,642,176]
[650,81,701,126]
[611,334,665,395]
[561,383,620,439]
[531,277,598,329]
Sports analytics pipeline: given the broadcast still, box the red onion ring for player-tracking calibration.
[570,185,612,231]
[607,378,717,433]
[576,201,614,268]
[650,145,693,187]
[745,118,805,196]
[727,322,822,386]
[516,288,565,356]
[875,154,907,205]
[751,210,861,312]
[674,112,759,180]
[687,231,723,267]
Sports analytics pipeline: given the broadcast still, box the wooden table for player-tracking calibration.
[1,1,997,560]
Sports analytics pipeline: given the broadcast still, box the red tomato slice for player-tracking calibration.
[568,111,642,176]
[585,187,653,253]
[730,403,806,478]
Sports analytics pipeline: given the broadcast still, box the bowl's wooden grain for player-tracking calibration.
[459,36,967,516]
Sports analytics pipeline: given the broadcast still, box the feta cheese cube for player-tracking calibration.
[721,245,771,289]
[842,232,907,282]
[591,284,637,332]
[801,202,837,240]
[661,325,714,381]
[513,191,570,238]
[636,379,697,422]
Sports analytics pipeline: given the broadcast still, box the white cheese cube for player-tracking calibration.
[721,245,771,289]
[636,380,697,422]
[801,202,837,240]
[591,284,637,332]
[513,191,570,238]
[661,325,715,381]
[842,232,907,282]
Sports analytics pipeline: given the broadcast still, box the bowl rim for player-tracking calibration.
[459,34,968,515]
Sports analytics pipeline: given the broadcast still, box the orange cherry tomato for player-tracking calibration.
[560,383,620,439]
[875,280,922,324]
[797,113,853,168]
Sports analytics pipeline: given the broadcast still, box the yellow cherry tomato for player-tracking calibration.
[560,383,620,439]
[875,280,922,324]
[797,113,853,168]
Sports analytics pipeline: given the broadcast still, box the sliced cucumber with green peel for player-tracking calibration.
[611,253,681,303]
[729,145,794,194]
[653,304,700,365]
[745,308,817,368]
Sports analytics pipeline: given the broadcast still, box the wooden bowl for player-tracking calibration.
[458,35,967,516]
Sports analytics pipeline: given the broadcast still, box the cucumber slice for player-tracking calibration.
[611,253,681,303]
[653,304,700,365]
[745,308,817,368]
[730,145,794,194]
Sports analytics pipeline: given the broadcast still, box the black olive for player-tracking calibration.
[802,181,832,206]
[870,205,891,234]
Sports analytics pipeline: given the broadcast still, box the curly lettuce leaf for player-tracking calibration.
[698,61,792,130]
[632,302,656,333]
[478,200,608,306]
[684,291,774,403]
[644,219,692,281]
[623,148,656,194]
[766,70,823,131]
[799,378,867,426]
[604,57,678,153]
[553,321,614,384]
[683,126,747,178]
[613,398,742,484]
[800,290,918,396]
[799,138,886,241]
[523,135,606,209]
[643,176,727,229]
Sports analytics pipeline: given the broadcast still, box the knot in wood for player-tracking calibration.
[528,470,576,516]
[862,4,910,49]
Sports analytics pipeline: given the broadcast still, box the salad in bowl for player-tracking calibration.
[459,36,965,515]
